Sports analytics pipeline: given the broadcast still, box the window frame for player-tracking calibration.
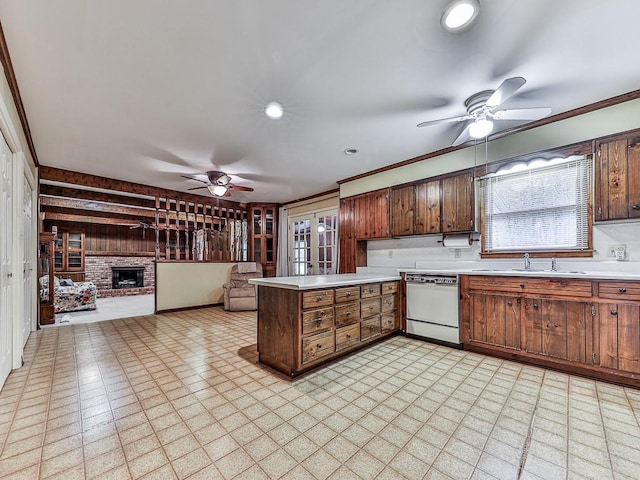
[478,143,593,259]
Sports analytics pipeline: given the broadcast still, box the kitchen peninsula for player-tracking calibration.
[250,274,401,377]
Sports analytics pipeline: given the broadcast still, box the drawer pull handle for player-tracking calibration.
[317,343,323,348]
[520,284,525,289]
[632,205,640,210]
[346,292,351,297]
[315,318,322,323]
[611,310,618,316]
[346,334,351,339]
[619,288,627,293]
[345,312,351,316]
[316,296,324,301]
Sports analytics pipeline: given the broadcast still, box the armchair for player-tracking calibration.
[223,262,263,311]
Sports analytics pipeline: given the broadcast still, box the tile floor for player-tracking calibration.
[1,307,639,480]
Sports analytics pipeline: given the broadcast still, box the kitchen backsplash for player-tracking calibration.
[363,222,640,274]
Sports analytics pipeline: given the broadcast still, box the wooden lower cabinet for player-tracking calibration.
[461,276,640,387]
[257,281,400,377]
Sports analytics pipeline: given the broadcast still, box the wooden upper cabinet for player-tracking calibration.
[415,179,441,235]
[595,130,640,221]
[339,197,356,273]
[442,172,474,233]
[391,185,415,236]
[248,203,278,277]
[354,188,390,240]
[54,231,85,272]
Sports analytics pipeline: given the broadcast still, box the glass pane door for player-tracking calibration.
[289,208,338,276]
[291,219,311,275]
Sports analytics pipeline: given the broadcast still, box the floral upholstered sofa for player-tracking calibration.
[40,276,98,313]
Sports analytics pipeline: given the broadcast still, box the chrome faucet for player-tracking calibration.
[551,257,557,272]
[523,253,530,271]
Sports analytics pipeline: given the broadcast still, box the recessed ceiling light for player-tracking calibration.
[441,0,480,32]
[265,101,284,120]
[344,148,359,155]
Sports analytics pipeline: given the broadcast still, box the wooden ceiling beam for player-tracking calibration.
[41,205,157,221]
[43,212,144,227]
[40,195,155,218]
[40,184,156,208]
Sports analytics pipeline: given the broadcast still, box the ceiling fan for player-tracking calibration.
[181,171,254,197]
[417,77,552,146]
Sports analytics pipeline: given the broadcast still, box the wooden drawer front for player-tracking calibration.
[302,307,334,335]
[467,276,592,298]
[361,317,381,340]
[302,330,335,364]
[335,286,360,303]
[381,312,397,333]
[303,289,334,309]
[599,282,640,302]
[335,302,360,327]
[336,324,360,351]
[381,294,396,313]
[361,283,381,298]
[381,282,398,295]
[361,298,381,318]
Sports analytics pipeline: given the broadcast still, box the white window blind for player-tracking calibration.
[480,155,591,252]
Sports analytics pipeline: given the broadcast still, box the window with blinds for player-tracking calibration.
[480,155,591,253]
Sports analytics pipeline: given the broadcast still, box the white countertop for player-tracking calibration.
[249,273,401,290]
[398,268,640,281]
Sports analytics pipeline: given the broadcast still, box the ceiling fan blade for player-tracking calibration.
[181,175,209,185]
[491,107,552,121]
[227,184,254,192]
[451,124,473,146]
[417,114,471,128]
[486,77,526,108]
[187,186,209,191]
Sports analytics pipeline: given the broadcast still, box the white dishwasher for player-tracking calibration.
[405,273,460,346]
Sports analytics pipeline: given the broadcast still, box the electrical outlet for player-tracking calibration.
[454,248,461,259]
[387,250,393,258]
[608,244,626,257]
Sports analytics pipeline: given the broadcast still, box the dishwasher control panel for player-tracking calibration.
[405,274,457,285]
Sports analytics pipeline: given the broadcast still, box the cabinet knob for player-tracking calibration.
[346,292,351,297]
[610,310,618,316]
[619,288,627,293]
[507,301,512,306]
[632,205,640,210]
[447,224,452,228]
[316,343,323,348]
[533,303,538,308]
[345,312,351,316]
[519,284,525,289]
[346,334,351,339]
[316,296,323,301]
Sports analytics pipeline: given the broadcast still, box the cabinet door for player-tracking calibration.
[595,138,629,221]
[339,198,356,273]
[415,180,441,234]
[597,303,640,373]
[628,136,640,218]
[391,185,415,236]
[441,173,474,233]
[525,298,591,363]
[469,293,520,349]
[355,189,390,240]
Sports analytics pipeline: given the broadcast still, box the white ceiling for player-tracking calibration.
[1,1,639,203]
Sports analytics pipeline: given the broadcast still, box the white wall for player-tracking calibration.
[155,262,236,311]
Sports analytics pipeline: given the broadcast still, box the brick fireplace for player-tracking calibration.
[85,256,155,297]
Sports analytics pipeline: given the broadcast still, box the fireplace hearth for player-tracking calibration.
[112,266,145,289]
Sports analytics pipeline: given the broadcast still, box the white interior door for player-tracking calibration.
[22,173,34,347]
[0,132,14,388]
[289,209,338,276]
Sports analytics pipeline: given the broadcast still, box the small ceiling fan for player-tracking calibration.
[181,171,254,197]
[417,77,552,146]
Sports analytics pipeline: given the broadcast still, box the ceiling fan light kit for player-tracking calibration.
[207,184,228,196]
[468,118,493,139]
[441,0,480,32]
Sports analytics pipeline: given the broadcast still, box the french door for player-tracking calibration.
[289,209,338,276]
[0,132,13,388]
